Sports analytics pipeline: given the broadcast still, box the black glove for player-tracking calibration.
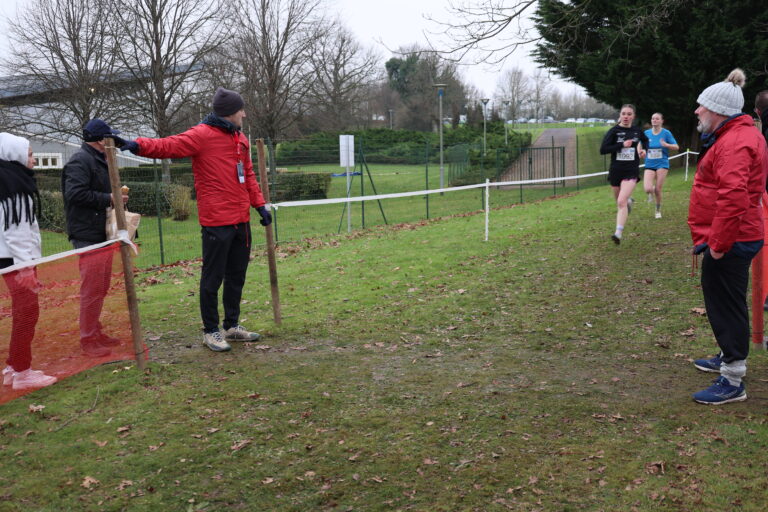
[118,140,140,154]
[106,135,127,148]
[693,243,708,255]
[257,206,272,226]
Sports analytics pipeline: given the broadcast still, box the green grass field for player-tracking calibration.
[39,126,689,272]
[4,170,768,511]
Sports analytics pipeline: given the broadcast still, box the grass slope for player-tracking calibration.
[3,172,768,511]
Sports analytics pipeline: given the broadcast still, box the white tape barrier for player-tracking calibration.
[0,235,138,275]
[270,151,698,210]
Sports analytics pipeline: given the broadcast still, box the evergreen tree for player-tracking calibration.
[533,0,768,147]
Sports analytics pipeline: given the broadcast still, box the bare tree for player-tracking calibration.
[231,0,326,141]
[527,68,550,121]
[109,0,227,179]
[304,22,382,131]
[494,67,530,123]
[2,0,128,139]
[426,0,694,65]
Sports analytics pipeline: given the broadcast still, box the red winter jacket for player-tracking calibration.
[688,114,768,252]
[136,118,265,227]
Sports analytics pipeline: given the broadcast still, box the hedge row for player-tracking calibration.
[272,126,531,166]
[270,173,331,202]
[36,182,193,233]
[38,190,66,233]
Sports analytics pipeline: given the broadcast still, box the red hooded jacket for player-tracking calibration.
[136,118,266,227]
[688,114,768,252]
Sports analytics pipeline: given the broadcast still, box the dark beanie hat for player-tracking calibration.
[212,87,245,116]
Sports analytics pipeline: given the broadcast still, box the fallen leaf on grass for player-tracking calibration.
[690,307,707,316]
[704,430,729,445]
[117,425,132,433]
[645,461,666,475]
[231,439,252,451]
[262,477,274,484]
[679,328,695,337]
[422,458,439,465]
[28,404,45,413]
[81,476,100,489]
[117,480,133,490]
[93,440,108,447]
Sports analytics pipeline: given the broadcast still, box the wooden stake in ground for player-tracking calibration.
[104,139,146,370]
[255,139,282,325]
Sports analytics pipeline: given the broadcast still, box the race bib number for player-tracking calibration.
[617,147,635,161]
[647,148,663,159]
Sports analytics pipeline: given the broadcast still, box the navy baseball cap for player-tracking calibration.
[83,119,121,142]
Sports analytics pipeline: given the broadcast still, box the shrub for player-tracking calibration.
[166,184,192,221]
[38,190,66,233]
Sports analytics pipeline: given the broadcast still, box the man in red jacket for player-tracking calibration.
[121,88,272,352]
[689,69,768,404]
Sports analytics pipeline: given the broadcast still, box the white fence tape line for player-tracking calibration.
[0,236,137,275]
[269,151,699,211]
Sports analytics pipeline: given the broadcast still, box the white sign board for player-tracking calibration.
[339,135,354,168]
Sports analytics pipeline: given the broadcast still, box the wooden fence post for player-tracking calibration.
[255,139,282,325]
[104,139,146,370]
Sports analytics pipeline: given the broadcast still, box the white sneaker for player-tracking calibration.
[224,325,261,342]
[2,366,15,386]
[203,330,231,352]
[655,211,662,219]
[12,369,57,390]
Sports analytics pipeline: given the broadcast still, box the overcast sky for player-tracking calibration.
[0,0,578,99]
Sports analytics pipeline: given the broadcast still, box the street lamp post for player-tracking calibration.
[481,98,490,156]
[389,108,394,129]
[433,84,447,189]
[502,100,510,146]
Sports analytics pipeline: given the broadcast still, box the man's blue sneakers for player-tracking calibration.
[693,376,746,405]
[693,353,722,373]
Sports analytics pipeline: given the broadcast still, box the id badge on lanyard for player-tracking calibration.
[234,134,245,183]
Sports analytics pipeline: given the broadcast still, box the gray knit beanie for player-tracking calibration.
[697,69,746,116]
[212,87,245,117]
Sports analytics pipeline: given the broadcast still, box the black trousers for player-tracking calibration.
[200,223,251,333]
[700,249,756,363]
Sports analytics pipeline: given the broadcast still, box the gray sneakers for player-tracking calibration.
[203,330,231,352]
[224,325,261,342]
[203,326,261,352]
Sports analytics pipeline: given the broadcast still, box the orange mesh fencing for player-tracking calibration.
[1,242,146,404]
